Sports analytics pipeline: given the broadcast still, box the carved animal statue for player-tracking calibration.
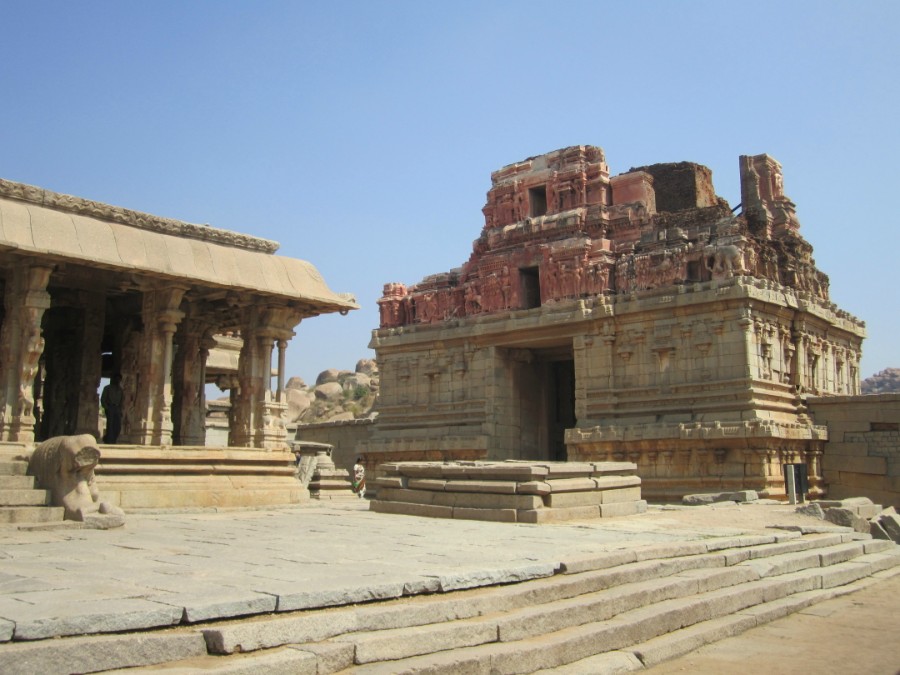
[27,434,125,528]
[707,244,746,279]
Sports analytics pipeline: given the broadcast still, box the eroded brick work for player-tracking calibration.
[369,146,864,500]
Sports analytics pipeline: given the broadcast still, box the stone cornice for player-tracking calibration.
[0,178,280,254]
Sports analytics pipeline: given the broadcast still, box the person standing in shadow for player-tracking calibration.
[101,374,124,444]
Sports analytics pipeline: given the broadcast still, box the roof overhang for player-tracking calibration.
[0,180,358,316]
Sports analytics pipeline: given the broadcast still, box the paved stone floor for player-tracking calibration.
[0,501,710,641]
[0,501,898,671]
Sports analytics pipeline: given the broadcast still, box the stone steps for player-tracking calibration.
[0,453,63,524]
[0,461,27,476]
[0,505,64,524]
[0,474,36,489]
[0,489,48,506]
[5,528,896,674]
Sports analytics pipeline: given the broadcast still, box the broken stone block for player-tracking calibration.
[824,507,871,534]
[869,519,892,541]
[795,503,825,519]
[727,490,759,503]
[878,513,900,543]
[682,493,717,506]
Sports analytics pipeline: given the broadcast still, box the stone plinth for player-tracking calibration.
[291,441,356,500]
[95,446,308,509]
[369,461,646,523]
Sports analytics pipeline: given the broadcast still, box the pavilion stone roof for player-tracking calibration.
[0,178,357,313]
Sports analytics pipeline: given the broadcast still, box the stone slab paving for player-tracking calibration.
[0,501,755,641]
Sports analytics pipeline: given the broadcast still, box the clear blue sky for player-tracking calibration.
[2,1,897,383]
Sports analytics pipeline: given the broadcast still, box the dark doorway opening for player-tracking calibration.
[549,359,576,461]
[498,344,575,462]
[528,185,548,217]
[520,267,541,309]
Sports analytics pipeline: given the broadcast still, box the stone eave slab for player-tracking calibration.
[0,193,358,314]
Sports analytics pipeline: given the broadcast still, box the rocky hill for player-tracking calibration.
[861,368,900,395]
[285,359,379,424]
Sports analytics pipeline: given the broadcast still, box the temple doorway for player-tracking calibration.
[494,344,575,461]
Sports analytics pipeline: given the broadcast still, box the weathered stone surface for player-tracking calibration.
[547,478,599,493]
[204,612,359,654]
[437,562,556,591]
[629,614,758,668]
[290,641,355,674]
[518,505,600,523]
[369,500,453,519]
[558,549,638,575]
[406,478,446,491]
[517,480,552,495]
[201,648,319,674]
[591,462,639,475]
[878,513,900,543]
[682,493,715,506]
[275,581,406,613]
[453,506,518,523]
[337,619,497,664]
[869,519,892,541]
[545,490,604,508]
[593,475,642,490]
[366,146,859,503]
[683,490,758,506]
[796,502,825,519]
[375,487,436,506]
[599,500,647,518]
[2,596,183,640]
[447,480,519,494]
[431,491,543,510]
[0,632,207,674]
[824,507,871,533]
[601,487,643,504]
[27,435,124,526]
[314,382,344,401]
[153,590,278,623]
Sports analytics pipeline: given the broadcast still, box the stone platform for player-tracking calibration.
[95,445,308,509]
[1,503,898,673]
[370,460,647,523]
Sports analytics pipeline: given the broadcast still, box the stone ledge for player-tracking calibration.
[371,460,642,523]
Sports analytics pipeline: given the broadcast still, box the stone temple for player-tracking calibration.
[0,178,357,509]
[368,146,865,501]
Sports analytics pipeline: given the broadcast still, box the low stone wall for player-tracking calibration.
[295,418,375,476]
[370,460,646,523]
[808,394,900,509]
[95,446,308,509]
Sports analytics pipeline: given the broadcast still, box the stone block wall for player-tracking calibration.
[809,394,900,509]
[295,418,375,476]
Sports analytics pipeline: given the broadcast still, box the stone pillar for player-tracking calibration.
[276,339,287,403]
[230,305,300,450]
[172,319,214,447]
[0,264,52,443]
[121,286,186,446]
[75,293,105,439]
[738,306,755,381]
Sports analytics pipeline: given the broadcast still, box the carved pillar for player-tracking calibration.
[230,305,300,450]
[74,293,105,439]
[0,264,52,442]
[121,286,186,446]
[738,306,755,381]
[276,339,287,403]
[790,327,804,391]
[172,317,213,447]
